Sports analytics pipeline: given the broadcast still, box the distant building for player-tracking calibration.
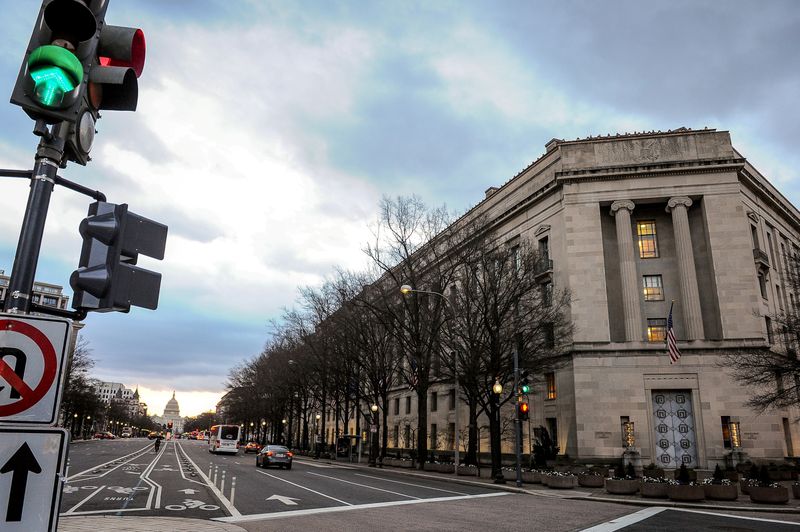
[152,391,184,433]
[0,269,70,310]
[94,381,147,417]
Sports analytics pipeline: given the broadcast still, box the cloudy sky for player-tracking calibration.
[0,0,798,417]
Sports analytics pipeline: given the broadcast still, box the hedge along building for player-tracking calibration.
[379,127,798,469]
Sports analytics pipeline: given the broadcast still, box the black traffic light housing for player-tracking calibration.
[518,401,529,421]
[70,201,167,313]
[10,0,106,124]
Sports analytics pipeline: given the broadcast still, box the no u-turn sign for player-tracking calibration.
[0,313,70,425]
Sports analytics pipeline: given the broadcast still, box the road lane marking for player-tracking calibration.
[353,473,469,496]
[176,441,241,518]
[215,492,507,523]
[255,469,352,506]
[173,439,206,487]
[296,460,355,469]
[67,443,152,481]
[62,485,106,514]
[266,494,300,506]
[307,471,420,499]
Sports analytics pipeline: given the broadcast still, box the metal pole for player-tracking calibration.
[514,346,523,488]
[454,351,460,471]
[4,126,65,314]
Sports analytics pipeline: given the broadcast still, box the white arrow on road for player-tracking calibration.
[178,488,199,494]
[266,494,300,506]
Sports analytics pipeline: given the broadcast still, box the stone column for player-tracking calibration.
[610,200,642,341]
[666,196,704,340]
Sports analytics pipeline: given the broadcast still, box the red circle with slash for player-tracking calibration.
[0,319,57,417]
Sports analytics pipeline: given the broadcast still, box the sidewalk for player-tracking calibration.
[57,457,800,531]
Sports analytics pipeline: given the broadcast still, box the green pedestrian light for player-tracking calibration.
[27,45,84,109]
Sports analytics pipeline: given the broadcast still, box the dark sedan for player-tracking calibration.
[256,445,293,469]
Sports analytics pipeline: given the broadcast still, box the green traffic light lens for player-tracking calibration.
[30,65,76,107]
[27,45,84,109]
[521,384,530,394]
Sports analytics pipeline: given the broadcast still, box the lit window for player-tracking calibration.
[643,275,664,301]
[647,318,667,342]
[545,372,556,400]
[637,221,659,258]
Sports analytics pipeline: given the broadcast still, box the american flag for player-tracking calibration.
[667,301,681,364]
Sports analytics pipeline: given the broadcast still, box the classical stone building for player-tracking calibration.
[152,391,184,434]
[373,127,798,469]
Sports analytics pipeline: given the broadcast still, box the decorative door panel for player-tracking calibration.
[652,390,697,468]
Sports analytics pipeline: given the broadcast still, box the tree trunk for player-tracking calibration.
[416,387,428,469]
[466,399,479,465]
[381,395,389,461]
[489,398,505,483]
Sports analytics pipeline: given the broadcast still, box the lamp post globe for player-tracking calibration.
[492,381,503,394]
[400,284,413,294]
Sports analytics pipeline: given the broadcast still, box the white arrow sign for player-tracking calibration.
[266,494,299,506]
[178,488,198,494]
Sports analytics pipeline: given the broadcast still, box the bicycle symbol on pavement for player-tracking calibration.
[165,498,219,511]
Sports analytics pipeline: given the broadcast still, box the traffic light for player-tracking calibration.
[64,23,146,165]
[10,1,146,165]
[70,201,167,313]
[167,421,173,429]
[518,401,529,421]
[10,0,103,124]
[521,383,530,394]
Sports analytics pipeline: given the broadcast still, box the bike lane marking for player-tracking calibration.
[67,442,153,481]
[353,473,469,496]
[307,471,420,499]
[176,441,241,518]
[215,492,507,524]
[173,439,206,487]
[255,469,352,506]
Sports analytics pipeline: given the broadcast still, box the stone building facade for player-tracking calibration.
[368,128,798,469]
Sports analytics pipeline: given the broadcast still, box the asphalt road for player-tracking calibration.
[59,439,800,531]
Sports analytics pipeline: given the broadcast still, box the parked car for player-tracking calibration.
[93,432,115,440]
[256,445,293,469]
[147,431,162,440]
[244,441,262,454]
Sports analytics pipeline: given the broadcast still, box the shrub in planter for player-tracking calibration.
[667,464,704,502]
[748,465,789,504]
[642,463,665,479]
[724,466,739,482]
[672,463,697,484]
[740,463,760,495]
[605,462,639,495]
[702,467,738,501]
[640,476,670,498]
[578,469,605,488]
[547,471,577,489]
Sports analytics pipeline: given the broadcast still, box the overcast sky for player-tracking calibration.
[0,0,798,417]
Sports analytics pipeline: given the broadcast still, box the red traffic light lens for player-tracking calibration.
[520,403,529,413]
[99,27,145,77]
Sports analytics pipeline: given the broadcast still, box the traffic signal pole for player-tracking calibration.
[513,346,523,488]
[3,123,65,315]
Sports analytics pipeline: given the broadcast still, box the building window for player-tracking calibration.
[758,272,768,299]
[539,236,550,260]
[721,416,731,449]
[430,424,438,449]
[766,316,774,344]
[541,281,553,307]
[545,372,556,400]
[393,398,400,416]
[642,275,664,301]
[430,392,438,412]
[647,318,667,342]
[751,225,760,249]
[393,425,399,447]
[405,396,411,414]
[511,245,521,272]
[637,221,659,258]
[403,425,411,448]
[449,389,456,410]
[448,423,456,450]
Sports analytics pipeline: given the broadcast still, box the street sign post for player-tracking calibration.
[0,313,70,425]
[0,426,69,532]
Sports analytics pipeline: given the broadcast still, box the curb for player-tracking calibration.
[295,457,800,514]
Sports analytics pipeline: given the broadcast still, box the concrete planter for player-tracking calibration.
[703,484,739,501]
[667,485,705,502]
[520,471,539,484]
[749,486,789,504]
[547,475,576,489]
[604,479,639,495]
[739,480,755,495]
[640,482,669,498]
[578,474,605,488]
[424,463,454,474]
[456,465,478,476]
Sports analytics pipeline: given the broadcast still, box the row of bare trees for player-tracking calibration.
[224,195,572,479]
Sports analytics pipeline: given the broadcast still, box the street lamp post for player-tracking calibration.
[491,381,505,484]
[262,420,267,445]
[400,285,461,470]
[314,414,321,459]
[369,404,379,467]
[281,419,287,445]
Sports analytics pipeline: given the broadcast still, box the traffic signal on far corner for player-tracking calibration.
[70,201,167,313]
[518,401,529,421]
